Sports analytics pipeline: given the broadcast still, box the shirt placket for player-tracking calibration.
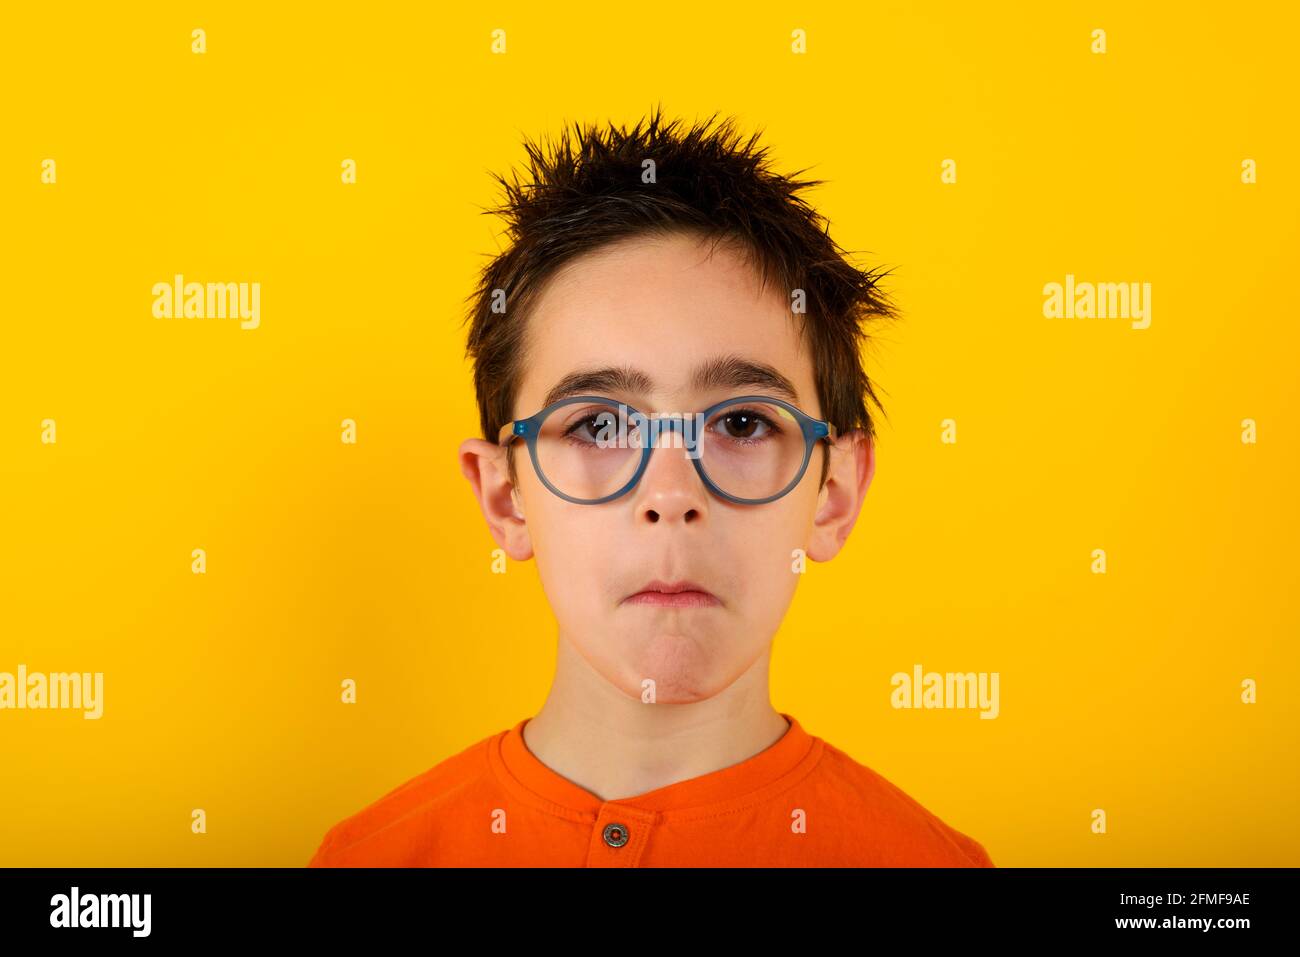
[584,804,658,867]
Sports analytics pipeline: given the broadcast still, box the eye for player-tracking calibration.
[713,407,779,442]
[563,408,622,444]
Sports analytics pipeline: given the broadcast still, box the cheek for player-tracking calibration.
[529,508,615,605]
[732,506,811,587]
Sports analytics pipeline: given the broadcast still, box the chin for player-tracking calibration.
[613,633,732,704]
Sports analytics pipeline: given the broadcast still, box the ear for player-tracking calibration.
[458,438,534,561]
[806,429,875,562]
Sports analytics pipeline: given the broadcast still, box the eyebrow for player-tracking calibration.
[541,354,802,410]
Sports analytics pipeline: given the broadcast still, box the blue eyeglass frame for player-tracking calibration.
[497,393,838,506]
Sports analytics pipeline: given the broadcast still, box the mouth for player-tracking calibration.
[622,579,721,608]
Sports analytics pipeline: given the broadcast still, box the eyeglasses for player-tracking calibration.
[498,394,837,505]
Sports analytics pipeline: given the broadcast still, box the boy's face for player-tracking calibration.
[461,230,872,704]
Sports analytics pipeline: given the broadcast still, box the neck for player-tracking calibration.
[521,635,790,802]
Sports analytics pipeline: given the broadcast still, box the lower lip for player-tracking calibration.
[624,590,720,608]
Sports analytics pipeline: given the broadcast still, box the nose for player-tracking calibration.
[632,417,707,524]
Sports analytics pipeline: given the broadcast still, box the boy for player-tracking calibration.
[309,109,993,867]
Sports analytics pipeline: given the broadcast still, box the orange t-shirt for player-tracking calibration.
[308,712,993,867]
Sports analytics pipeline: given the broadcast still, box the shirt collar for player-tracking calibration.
[489,711,821,820]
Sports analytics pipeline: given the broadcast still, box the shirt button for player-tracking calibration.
[602,823,630,848]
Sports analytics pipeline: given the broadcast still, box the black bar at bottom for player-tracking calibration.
[0,867,1288,942]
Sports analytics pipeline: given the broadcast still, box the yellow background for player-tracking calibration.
[1,2,1296,866]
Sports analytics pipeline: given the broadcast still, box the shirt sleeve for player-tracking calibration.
[306,827,339,867]
[957,833,995,867]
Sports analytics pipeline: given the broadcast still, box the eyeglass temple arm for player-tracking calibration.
[498,421,523,446]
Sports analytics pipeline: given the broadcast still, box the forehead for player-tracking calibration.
[516,231,816,414]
